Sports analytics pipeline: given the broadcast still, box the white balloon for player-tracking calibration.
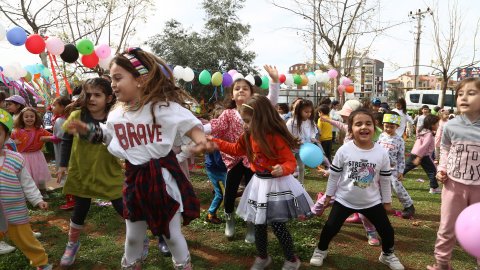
[17,67,28,78]
[320,73,330,84]
[3,65,14,78]
[308,75,316,86]
[0,23,5,41]
[232,73,244,81]
[99,55,113,70]
[285,74,294,86]
[245,74,255,86]
[314,69,322,75]
[315,72,323,83]
[182,67,194,82]
[173,66,184,80]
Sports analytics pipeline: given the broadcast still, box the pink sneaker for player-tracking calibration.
[367,231,380,246]
[345,213,362,224]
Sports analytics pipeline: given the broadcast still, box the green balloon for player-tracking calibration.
[199,70,211,85]
[23,72,32,82]
[76,39,94,55]
[293,74,302,85]
[211,72,223,86]
[261,76,269,89]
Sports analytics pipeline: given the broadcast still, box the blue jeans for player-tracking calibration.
[206,168,227,215]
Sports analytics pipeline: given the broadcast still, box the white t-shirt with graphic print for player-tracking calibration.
[326,141,392,209]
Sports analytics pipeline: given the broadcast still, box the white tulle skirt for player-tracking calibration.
[236,173,314,224]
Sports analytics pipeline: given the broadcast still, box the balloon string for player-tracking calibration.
[48,52,61,97]
[53,55,72,95]
[208,88,217,103]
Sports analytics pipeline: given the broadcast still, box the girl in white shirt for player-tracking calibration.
[309,108,405,270]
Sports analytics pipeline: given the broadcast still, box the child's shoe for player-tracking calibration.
[60,195,75,210]
[310,248,327,266]
[401,205,415,219]
[345,213,362,223]
[379,252,405,270]
[245,222,255,244]
[33,232,41,238]
[225,212,235,238]
[158,236,171,257]
[367,231,380,246]
[174,255,193,270]
[141,236,149,261]
[121,256,142,270]
[250,255,272,270]
[282,257,301,270]
[311,192,326,216]
[0,241,15,254]
[60,241,81,266]
[206,213,223,224]
[429,187,442,194]
[36,264,52,270]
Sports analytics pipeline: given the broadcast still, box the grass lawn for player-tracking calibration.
[1,139,478,270]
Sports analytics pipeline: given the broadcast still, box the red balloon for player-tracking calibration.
[345,85,354,93]
[279,74,286,83]
[25,34,46,54]
[81,53,99,68]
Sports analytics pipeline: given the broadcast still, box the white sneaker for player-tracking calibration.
[33,232,41,238]
[379,252,405,270]
[250,256,272,270]
[310,247,327,266]
[429,188,442,194]
[0,241,15,254]
[225,213,235,238]
[282,257,301,270]
[245,222,255,244]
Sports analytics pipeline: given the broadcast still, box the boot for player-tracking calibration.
[60,194,75,210]
[225,212,235,238]
[158,236,171,257]
[244,222,255,244]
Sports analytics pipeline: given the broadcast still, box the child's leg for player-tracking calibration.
[206,169,227,215]
[420,156,438,189]
[360,204,395,254]
[7,223,48,267]
[224,163,248,214]
[359,214,376,232]
[124,219,148,265]
[163,213,190,266]
[402,155,417,176]
[391,172,414,208]
[294,153,305,184]
[317,202,355,251]
[321,140,332,162]
[271,222,295,261]
[433,180,470,266]
[254,224,268,258]
[110,197,124,217]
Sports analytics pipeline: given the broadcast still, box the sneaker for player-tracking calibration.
[310,248,327,266]
[0,241,15,254]
[379,252,405,270]
[345,213,362,224]
[367,231,380,246]
[141,236,149,261]
[250,256,272,270]
[206,213,223,224]
[282,257,301,270]
[426,264,452,270]
[59,201,75,210]
[401,205,415,219]
[225,212,235,238]
[174,255,193,270]
[33,232,41,238]
[60,241,81,266]
[36,264,52,270]
[429,188,442,194]
[245,222,255,244]
[158,237,171,257]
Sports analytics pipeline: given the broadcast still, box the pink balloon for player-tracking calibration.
[337,85,345,94]
[95,44,111,59]
[455,203,480,258]
[341,77,352,86]
[45,37,65,55]
[327,69,338,79]
[228,69,238,76]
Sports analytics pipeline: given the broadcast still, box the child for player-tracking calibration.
[373,111,384,141]
[427,78,480,270]
[276,103,290,121]
[392,98,414,138]
[211,95,313,270]
[286,99,318,184]
[57,78,124,267]
[0,108,52,270]
[204,106,227,224]
[329,100,341,143]
[377,112,415,219]
[403,114,441,194]
[434,109,449,164]
[11,108,52,197]
[415,105,431,134]
[48,96,73,210]
[5,95,26,120]
[317,104,333,161]
[67,47,213,269]
[203,65,279,241]
[309,108,405,270]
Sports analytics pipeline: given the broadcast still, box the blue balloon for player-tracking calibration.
[0,66,3,72]
[299,143,324,168]
[6,26,27,46]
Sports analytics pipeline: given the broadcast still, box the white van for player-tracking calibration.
[405,90,456,112]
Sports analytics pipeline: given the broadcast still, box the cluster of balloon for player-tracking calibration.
[279,69,336,87]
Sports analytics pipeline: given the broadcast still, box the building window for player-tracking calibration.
[407,81,412,88]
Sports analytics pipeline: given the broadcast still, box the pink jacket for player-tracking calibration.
[411,129,435,157]
[434,120,447,148]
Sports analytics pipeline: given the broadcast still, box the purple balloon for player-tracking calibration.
[222,73,233,87]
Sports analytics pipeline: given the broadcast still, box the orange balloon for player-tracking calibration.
[345,85,354,93]
[34,73,41,80]
[300,75,308,86]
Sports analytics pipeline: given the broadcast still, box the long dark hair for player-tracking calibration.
[225,78,256,109]
[396,97,407,113]
[423,115,440,131]
[65,78,115,117]
[240,95,298,161]
[292,99,315,134]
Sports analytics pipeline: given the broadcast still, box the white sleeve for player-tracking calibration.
[100,122,113,145]
[19,167,43,206]
[267,82,280,105]
[170,104,202,138]
[379,151,393,203]
[203,123,212,135]
[325,147,344,196]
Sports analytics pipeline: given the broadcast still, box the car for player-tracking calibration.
[405,89,456,112]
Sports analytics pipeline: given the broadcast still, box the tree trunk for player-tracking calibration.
[439,72,448,108]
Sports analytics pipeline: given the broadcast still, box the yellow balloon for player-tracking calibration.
[300,75,308,86]
[211,72,223,86]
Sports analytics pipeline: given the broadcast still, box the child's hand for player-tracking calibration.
[412,156,422,166]
[383,203,392,212]
[37,201,48,210]
[57,167,67,184]
[397,173,404,181]
[263,65,279,83]
[317,166,330,177]
[205,135,214,141]
[271,164,283,177]
[434,160,439,165]
[190,141,218,154]
[436,171,448,183]
[323,196,331,207]
[66,120,88,135]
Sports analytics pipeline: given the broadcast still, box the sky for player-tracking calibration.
[1,0,479,81]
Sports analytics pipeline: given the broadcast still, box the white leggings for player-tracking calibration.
[124,213,189,265]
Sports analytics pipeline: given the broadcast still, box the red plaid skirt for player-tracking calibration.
[123,151,200,238]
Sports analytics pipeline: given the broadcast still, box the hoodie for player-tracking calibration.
[411,129,435,157]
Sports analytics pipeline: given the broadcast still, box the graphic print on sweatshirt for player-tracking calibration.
[447,143,480,181]
[347,160,376,188]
